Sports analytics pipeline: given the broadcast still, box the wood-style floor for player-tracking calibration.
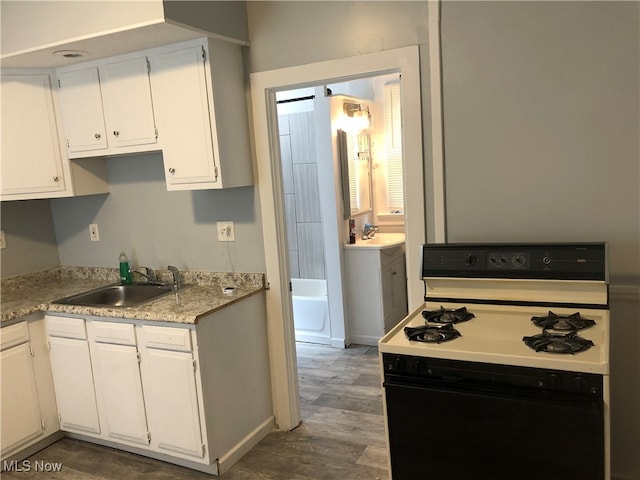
[5,343,389,480]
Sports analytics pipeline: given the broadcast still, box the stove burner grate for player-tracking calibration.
[405,323,461,343]
[531,311,596,331]
[523,330,594,354]
[422,306,475,324]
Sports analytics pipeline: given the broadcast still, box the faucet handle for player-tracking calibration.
[140,266,157,282]
[167,265,182,289]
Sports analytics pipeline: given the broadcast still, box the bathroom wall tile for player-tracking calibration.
[293,164,322,223]
[284,194,298,250]
[289,111,317,164]
[289,250,300,278]
[297,223,326,279]
[278,112,290,135]
[280,135,294,194]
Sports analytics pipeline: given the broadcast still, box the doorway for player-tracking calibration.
[276,74,406,349]
[251,46,440,430]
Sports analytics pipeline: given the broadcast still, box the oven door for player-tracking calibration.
[384,375,604,480]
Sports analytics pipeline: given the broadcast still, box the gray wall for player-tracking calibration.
[0,200,59,277]
[50,152,265,273]
[440,1,639,286]
[246,2,639,479]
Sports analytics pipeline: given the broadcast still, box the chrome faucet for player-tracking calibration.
[362,224,378,239]
[135,266,158,284]
[167,265,182,290]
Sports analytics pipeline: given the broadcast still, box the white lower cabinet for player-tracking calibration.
[87,321,149,446]
[1,330,43,453]
[139,339,204,458]
[44,293,273,475]
[46,318,101,435]
[1,314,60,462]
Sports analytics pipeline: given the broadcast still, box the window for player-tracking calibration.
[383,82,404,213]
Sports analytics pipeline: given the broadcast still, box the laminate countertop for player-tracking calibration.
[1,266,265,325]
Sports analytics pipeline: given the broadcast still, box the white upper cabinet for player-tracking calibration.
[57,54,158,158]
[57,67,108,153]
[149,38,253,190]
[1,73,68,198]
[150,44,216,188]
[101,57,157,149]
[0,72,110,201]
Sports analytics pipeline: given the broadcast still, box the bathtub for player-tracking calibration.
[291,278,330,345]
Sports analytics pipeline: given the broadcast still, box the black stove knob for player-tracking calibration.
[388,357,405,372]
[465,255,477,266]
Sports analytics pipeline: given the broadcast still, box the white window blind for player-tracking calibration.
[384,82,404,213]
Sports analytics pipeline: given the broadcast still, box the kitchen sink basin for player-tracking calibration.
[54,283,174,308]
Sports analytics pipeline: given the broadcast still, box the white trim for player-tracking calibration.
[251,45,441,430]
[428,0,446,242]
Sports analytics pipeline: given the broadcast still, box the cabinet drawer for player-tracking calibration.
[141,325,192,352]
[45,315,87,340]
[0,321,30,351]
[90,321,136,346]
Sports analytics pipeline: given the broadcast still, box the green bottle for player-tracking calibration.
[119,252,132,285]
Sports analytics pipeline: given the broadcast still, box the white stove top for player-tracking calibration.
[379,301,610,375]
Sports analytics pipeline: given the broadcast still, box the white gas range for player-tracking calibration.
[379,243,610,480]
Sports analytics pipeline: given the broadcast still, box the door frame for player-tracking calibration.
[251,45,444,430]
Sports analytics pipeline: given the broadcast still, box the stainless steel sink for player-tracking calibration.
[54,283,174,308]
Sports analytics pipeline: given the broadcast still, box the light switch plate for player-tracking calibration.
[0,230,6,249]
[217,221,235,242]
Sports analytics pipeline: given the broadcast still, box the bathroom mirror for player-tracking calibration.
[339,129,372,219]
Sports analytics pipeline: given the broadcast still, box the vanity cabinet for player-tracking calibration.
[149,38,253,190]
[1,314,60,461]
[344,244,408,346]
[57,54,158,157]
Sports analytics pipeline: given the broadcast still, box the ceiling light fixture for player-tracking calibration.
[53,50,88,59]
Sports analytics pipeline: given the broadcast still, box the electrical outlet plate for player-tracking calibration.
[0,230,6,249]
[217,221,235,242]
[89,224,100,241]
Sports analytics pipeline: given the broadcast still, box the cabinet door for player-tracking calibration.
[0,74,67,197]
[57,67,108,154]
[140,348,204,458]
[92,342,149,445]
[382,254,408,332]
[150,45,218,189]
[101,56,157,149]
[48,336,101,434]
[0,343,42,455]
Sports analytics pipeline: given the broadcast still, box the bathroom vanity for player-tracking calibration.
[344,233,408,346]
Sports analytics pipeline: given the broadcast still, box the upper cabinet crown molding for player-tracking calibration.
[0,1,249,69]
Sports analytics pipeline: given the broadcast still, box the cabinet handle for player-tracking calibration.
[94,133,101,139]
[168,168,176,174]
[113,130,120,137]
[53,176,59,182]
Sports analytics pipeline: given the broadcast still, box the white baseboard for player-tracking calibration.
[217,416,274,475]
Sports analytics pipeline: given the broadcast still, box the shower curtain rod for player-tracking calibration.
[276,95,315,104]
